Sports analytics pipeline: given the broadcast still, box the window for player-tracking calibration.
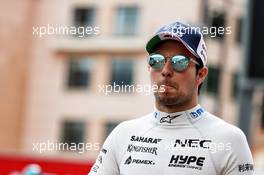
[261,95,264,128]
[232,72,239,99]
[235,16,244,44]
[210,11,226,39]
[205,66,220,95]
[111,59,134,87]
[74,7,95,27]
[105,121,120,138]
[67,58,92,88]
[115,6,139,36]
[61,120,85,149]
[73,7,95,37]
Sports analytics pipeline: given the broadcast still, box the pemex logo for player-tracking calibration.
[124,156,155,165]
[124,156,132,165]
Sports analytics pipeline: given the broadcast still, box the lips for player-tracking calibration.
[159,80,177,89]
[161,85,176,93]
[163,85,175,89]
[158,80,178,92]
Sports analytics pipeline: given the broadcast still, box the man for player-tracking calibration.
[88,21,254,175]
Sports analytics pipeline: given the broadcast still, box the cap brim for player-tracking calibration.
[146,35,162,53]
[146,34,203,66]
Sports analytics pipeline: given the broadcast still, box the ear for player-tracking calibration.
[197,66,208,85]
[148,65,151,71]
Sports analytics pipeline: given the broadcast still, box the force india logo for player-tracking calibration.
[168,155,205,170]
[130,136,162,144]
[127,144,158,155]
[124,156,155,165]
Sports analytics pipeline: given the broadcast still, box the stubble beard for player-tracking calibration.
[154,86,195,107]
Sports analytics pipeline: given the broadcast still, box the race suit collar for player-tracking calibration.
[152,104,205,126]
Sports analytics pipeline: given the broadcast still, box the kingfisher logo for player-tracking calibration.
[130,136,162,144]
[189,108,205,119]
[127,144,158,155]
[160,114,181,123]
[124,156,155,165]
[168,155,205,170]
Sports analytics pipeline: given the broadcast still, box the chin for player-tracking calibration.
[157,90,177,97]
[155,93,181,105]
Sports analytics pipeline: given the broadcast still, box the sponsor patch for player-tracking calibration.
[124,156,155,165]
[168,155,205,170]
[130,136,162,144]
[238,163,254,172]
[127,144,157,155]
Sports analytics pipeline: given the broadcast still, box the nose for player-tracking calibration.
[161,60,174,77]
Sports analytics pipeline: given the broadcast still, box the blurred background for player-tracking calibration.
[0,0,264,174]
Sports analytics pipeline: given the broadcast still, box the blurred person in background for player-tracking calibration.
[88,21,254,175]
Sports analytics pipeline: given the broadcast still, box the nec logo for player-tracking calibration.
[174,139,212,149]
[189,108,204,119]
[169,155,205,167]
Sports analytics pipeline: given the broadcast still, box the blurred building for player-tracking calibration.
[0,0,264,173]
[0,0,35,152]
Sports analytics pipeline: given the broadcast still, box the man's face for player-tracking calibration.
[149,40,202,106]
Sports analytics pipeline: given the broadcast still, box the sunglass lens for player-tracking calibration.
[171,55,189,71]
[148,54,165,69]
